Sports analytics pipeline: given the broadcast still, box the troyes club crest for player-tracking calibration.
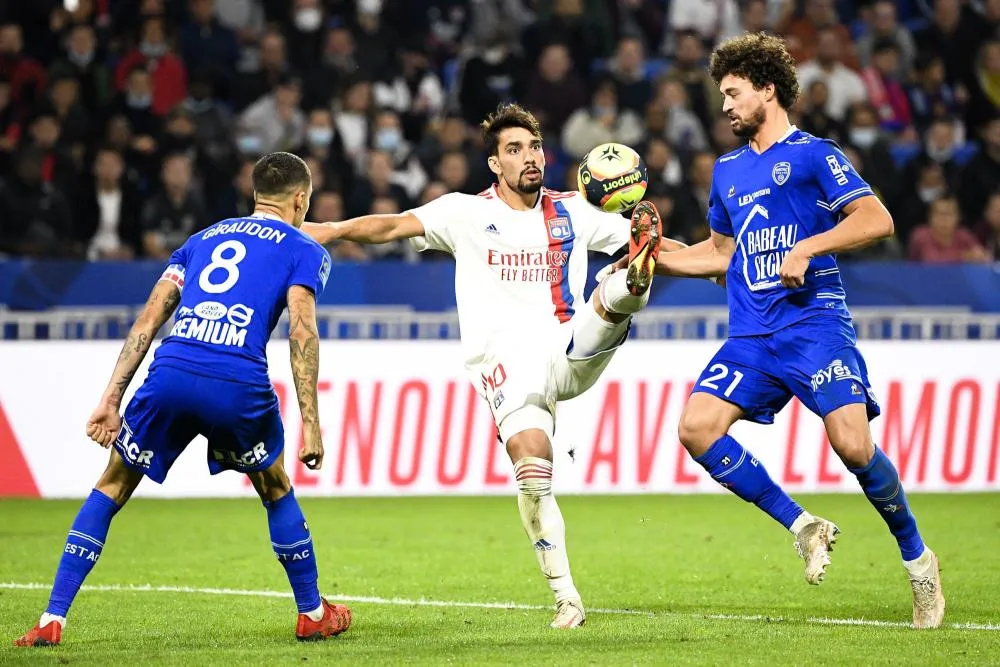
[772,161,791,186]
[547,216,573,239]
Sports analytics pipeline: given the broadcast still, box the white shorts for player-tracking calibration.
[474,308,629,443]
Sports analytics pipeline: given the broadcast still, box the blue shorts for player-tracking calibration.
[115,365,284,484]
[692,316,881,424]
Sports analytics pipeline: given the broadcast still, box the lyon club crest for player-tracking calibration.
[772,161,791,186]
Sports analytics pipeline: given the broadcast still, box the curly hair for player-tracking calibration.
[481,103,543,156]
[709,33,800,110]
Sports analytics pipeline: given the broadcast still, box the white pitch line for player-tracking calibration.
[2,582,998,632]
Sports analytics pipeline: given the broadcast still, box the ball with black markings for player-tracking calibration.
[577,143,648,214]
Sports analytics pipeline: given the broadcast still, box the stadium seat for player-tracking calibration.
[955,142,980,166]
[441,58,460,94]
[889,143,921,168]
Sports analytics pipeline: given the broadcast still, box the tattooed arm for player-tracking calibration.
[86,280,181,447]
[287,284,324,470]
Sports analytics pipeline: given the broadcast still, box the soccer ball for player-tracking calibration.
[577,143,648,214]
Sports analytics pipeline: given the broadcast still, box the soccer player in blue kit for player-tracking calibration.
[15,152,352,647]
[646,34,945,628]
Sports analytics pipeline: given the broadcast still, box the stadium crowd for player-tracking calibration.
[0,0,997,263]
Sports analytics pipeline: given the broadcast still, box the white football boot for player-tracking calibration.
[793,517,840,585]
[908,549,945,629]
[551,599,586,629]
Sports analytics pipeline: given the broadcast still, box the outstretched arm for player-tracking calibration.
[301,212,426,246]
[87,280,180,447]
[287,285,324,470]
[653,231,733,278]
[779,195,893,287]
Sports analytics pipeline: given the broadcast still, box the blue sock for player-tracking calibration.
[46,489,120,617]
[849,446,925,561]
[695,435,804,530]
[264,489,322,614]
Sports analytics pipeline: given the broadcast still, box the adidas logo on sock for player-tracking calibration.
[484,223,499,234]
[533,539,556,551]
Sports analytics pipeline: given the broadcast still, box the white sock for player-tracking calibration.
[599,270,649,315]
[513,457,579,603]
[568,298,629,359]
[39,612,65,628]
[903,547,933,577]
[789,511,816,537]
[304,603,325,622]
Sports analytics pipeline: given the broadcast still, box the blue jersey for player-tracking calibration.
[150,213,331,387]
[708,127,874,336]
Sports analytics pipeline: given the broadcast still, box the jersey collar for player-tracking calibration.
[491,183,543,211]
[249,211,286,223]
[748,124,798,155]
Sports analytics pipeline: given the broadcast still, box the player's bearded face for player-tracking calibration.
[507,163,544,194]
[494,128,545,195]
[729,97,766,138]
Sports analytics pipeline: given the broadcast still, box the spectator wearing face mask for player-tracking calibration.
[891,161,948,245]
[114,16,188,117]
[287,0,326,73]
[301,106,352,192]
[842,103,899,206]
[48,24,113,114]
[908,196,990,263]
[367,107,427,201]
[908,117,963,192]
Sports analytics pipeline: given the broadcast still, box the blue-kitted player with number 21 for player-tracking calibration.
[15,152,352,648]
[633,34,945,629]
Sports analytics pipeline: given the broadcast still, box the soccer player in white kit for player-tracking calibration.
[304,103,678,628]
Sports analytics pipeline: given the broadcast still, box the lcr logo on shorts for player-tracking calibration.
[212,442,268,469]
[117,421,154,467]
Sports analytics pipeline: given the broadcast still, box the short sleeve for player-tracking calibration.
[288,241,332,298]
[575,197,629,255]
[812,142,874,214]
[407,192,462,254]
[707,169,733,236]
[158,237,191,291]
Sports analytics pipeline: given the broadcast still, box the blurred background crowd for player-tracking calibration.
[0,0,997,264]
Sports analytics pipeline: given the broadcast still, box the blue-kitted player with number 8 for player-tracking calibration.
[14,152,352,648]
[622,34,945,629]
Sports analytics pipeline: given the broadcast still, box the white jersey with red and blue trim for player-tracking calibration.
[408,185,629,371]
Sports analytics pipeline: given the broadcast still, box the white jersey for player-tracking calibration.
[409,185,629,371]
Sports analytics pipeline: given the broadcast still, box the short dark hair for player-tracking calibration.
[709,32,800,110]
[872,37,900,55]
[252,151,311,197]
[480,103,542,156]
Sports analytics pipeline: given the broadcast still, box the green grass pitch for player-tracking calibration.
[1,493,998,665]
